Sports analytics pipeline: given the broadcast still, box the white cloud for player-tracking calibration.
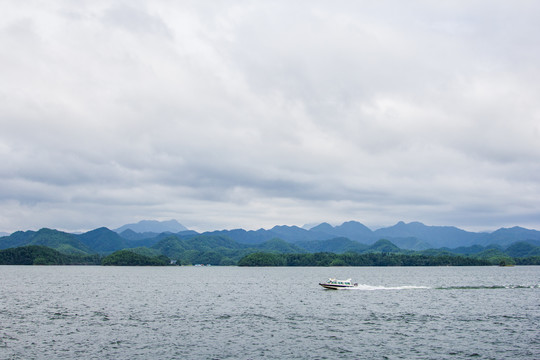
[1,1,539,233]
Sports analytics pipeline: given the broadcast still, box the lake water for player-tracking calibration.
[1,266,539,359]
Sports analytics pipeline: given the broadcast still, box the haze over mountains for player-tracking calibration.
[197,220,540,250]
[2,219,540,267]
[2,220,540,255]
[114,220,188,234]
[107,219,540,250]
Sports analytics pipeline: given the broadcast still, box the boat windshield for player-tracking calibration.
[326,278,352,285]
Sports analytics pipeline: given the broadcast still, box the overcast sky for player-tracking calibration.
[1,1,539,233]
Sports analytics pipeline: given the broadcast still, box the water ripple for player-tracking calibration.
[0,265,538,359]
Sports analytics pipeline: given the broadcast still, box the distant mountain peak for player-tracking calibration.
[341,220,365,225]
[337,220,372,231]
[302,222,325,230]
[310,222,334,232]
[88,227,114,233]
[271,225,304,231]
[368,239,401,252]
[114,219,188,234]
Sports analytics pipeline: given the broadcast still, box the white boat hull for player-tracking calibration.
[319,280,358,290]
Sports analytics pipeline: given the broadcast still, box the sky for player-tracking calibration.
[1,1,540,233]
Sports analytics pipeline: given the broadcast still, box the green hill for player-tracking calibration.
[101,250,169,266]
[474,248,515,265]
[504,242,540,257]
[0,230,36,249]
[152,234,246,257]
[296,237,368,253]
[256,238,306,253]
[180,235,246,252]
[77,227,129,253]
[151,235,248,265]
[366,239,402,253]
[0,228,92,255]
[151,236,189,258]
[125,247,162,257]
[0,245,100,265]
[2,225,540,266]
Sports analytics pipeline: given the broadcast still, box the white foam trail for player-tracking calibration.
[348,284,430,291]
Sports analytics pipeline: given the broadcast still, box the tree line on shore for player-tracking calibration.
[1,245,539,266]
[236,252,540,266]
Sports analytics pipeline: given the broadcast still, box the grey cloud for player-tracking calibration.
[0,1,539,232]
[101,4,173,38]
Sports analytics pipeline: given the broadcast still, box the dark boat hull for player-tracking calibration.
[319,283,356,290]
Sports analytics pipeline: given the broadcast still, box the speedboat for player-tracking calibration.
[319,278,358,290]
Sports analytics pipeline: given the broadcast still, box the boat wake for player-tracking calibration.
[347,284,429,291]
[436,284,539,290]
[346,284,539,291]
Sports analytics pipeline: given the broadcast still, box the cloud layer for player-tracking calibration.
[1,1,539,232]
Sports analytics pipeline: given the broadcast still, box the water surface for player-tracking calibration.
[1,266,538,359]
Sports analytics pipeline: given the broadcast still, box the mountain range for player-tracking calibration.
[1,219,540,255]
[1,219,540,266]
[200,221,540,250]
